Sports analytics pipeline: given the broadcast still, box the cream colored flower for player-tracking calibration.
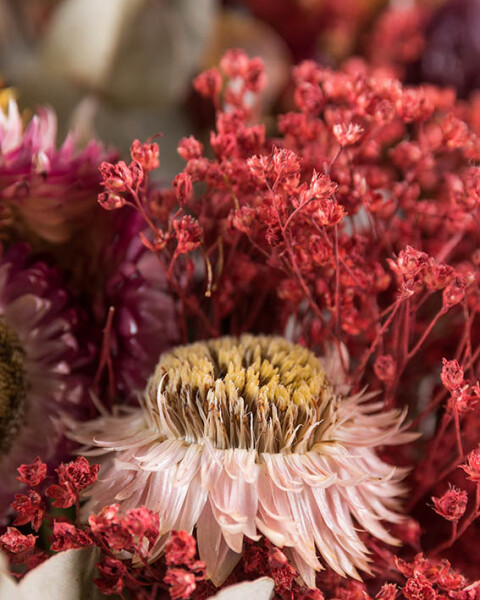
[74,335,415,587]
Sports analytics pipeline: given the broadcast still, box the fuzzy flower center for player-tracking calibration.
[0,318,28,454]
[147,335,337,453]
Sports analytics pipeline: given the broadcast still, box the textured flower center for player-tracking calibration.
[147,335,337,453]
[0,318,28,454]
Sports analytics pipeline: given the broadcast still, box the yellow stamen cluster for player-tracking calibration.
[147,335,337,453]
[0,318,27,454]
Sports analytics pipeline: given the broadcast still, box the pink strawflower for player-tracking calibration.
[73,335,415,587]
[0,99,111,245]
[0,243,83,513]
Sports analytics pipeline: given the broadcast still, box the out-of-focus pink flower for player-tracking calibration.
[98,212,179,401]
[73,335,415,588]
[0,99,112,245]
[0,243,84,513]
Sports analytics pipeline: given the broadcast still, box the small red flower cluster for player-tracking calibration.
[164,531,207,600]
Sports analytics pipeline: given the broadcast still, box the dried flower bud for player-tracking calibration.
[461,447,480,482]
[177,136,203,161]
[442,275,467,309]
[98,192,126,211]
[432,486,468,521]
[172,173,193,206]
[99,161,133,192]
[295,81,325,115]
[374,355,396,384]
[0,527,37,554]
[130,139,160,171]
[193,68,222,100]
[12,491,44,531]
[332,123,364,146]
[164,568,197,600]
[442,114,471,149]
[166,530,197,566]
[16,457,47,486]
[376,583,398,600]
[173,216,203,254]
[441,358,464,392]
[403,575,437,600]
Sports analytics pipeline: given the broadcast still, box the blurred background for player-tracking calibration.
[1,0,478,181]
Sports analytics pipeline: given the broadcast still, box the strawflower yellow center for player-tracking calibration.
[0,318,28,454]
[147,335,337,454]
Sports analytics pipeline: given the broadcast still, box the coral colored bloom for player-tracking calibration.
[0,244,83,513]
[73,336,415,587]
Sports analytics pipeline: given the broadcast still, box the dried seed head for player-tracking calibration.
[0,318,28,455]
[147,335,336,453]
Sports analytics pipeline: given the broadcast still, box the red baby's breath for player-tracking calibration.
[0,527,37,554]
[165,530,197,566]
[12,490,44,531]
[432,487,468,522]
[16,457,47,487]
[57,457,100,492]
[461,447,480,482]
[164,568,197,600]
[45,481,77,509]
[50,521,93,552]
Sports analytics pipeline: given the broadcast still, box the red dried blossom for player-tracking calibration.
[442,275,467,309]
[403,576,437,600]
[295,81,325,115]
[12,490,44,531]
[441,359,465,393]
[98,192,126,211]
[45,481,77,509]
[374,355,396,384]
[164,568,197,600]
[172,173,193,206]
[376,583,398,600]
[100,161,134,193]
[88,504,132,551]
[57,457,100,492]
[16,457,47,487]
[441,114,471,149]
[130,139,160,172]
[173,216,203,254]
[296,588,325,600]
[0,527,36,554]
[95,556,129,596]
[165,530,197,566]
[193,68,222,100]
[333,123,364,146]
[461,447,480,482]
[50,521,93,552]
[432,487,468,522]
[123,506,159,558]
[177,136,204,161]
